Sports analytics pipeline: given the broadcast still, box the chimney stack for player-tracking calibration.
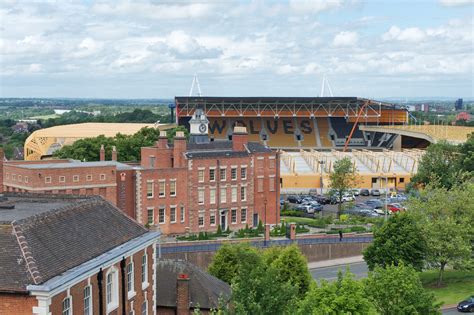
[232,126,248,151]
[99,144,105,161]
[173,131,187,168]
[176,274,190,315]
[111,146,117,161]
[156,131,168,149]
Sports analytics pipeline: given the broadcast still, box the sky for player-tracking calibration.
[0,0,473,99]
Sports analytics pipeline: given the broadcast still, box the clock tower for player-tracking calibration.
[188,108,210,144]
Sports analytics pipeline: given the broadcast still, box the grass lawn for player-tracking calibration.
[420,269,474,306]
[29,114,60,120]
[281,216,318,225]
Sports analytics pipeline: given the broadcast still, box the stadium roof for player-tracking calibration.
[24,122,176,161]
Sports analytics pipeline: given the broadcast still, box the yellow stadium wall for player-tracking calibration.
[281,173,411,190]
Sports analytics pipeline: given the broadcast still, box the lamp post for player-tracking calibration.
[319,160,325,195]
[384,176,388,222]
[264,198,268,246]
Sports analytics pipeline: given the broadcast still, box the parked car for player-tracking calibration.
[360,189,370,196]
[388,203,405,213]
[458,296,474,312]
[287,195,302,204]
[365,199,383,209]
[313,195,331,205]
[310,204,323,212]
[296,204,315,214]
[280,197,286,206]
[342,194,355,202]
[351,189,360,196]
[371,189,381,196]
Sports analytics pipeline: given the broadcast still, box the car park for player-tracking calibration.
[296,204,316,214]
[360,189,370,196]
[342,194,355,202]
[371,189,381,196]
[313,195,331,205]
[365,199,383,209]
[351,189,360,196]
[457,296,474,312]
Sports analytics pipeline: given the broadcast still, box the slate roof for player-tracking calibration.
[14,160,134,171]
[0,193,147,293]
[185,140,272,159]
[156,259,231,310]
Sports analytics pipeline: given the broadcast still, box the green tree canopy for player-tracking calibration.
[328,157,358,218]
[297,270,376,315]
[208,243,261,285]
[263,245,312,299]
[364,264,440,315]
[409,184,473,285]
[363,212,427,271]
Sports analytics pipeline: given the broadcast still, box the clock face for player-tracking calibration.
[199,123,207,133]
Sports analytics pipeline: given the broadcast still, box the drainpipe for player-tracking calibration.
[120,257,127,315]
[97,268,104,315]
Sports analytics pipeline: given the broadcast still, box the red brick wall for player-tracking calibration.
[253,152,280,226]
[0,293,37,315]
[116,169,136,218]
[48,244,154,315]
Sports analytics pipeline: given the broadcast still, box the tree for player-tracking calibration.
[297,270,376,315]
[364,264,440,315]
[263,245,312,299]
[409,184,473,286]
[232,260,298,315]
[328,157,357,218]
[363,212,427,271]
[208,243,260,284]
[411,140,464,189]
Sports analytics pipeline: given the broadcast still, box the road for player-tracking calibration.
[310,262,458,314]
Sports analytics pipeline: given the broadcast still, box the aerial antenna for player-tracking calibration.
[189,73,202,96]
[319,74,334,97]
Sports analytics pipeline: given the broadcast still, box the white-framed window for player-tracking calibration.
[231,167,237,180]
[141,252,148,288]
[210,188,216,204]
[18,175,22,182]
[147,208,154,225]
[209,168,215,181]
[45,176,52,184]
[24,176,28,183]
[5,173,9,180]
[198,212,205,227]
[11,174,16,181]
[106,268,119,312]
[269,176,276,192]
[158,207,165,224]
[231,187,237,203]
[146,181,154,198]
[62,296,72,315]
[257,157,264,168]
[149,156,155,168]
[84,285,92,315]
[220,187,227,203]
[100,174,106,181]
[220,168,226,181]
[59,176,66,183]
[241,186,247,202]
[180,205,185,223]
[231,209,237,224]
[73,175,79,182]
[141,299,148,315]
[241,167,247,180]
[241,208,247,223]
[86,175,92,181]
[158,180,165,197]
[170,179,176,197]
[257,177,264,192]
[269,157,276,169]
[198,189,205,204]
[210,211,216,226]
[127,261,135,297]
[198,169,205,182]
[170,206,176,223]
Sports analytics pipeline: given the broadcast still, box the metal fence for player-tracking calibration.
[159,235,373,254]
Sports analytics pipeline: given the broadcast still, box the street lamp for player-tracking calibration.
[383,176,388,222]
[319,160,325,195]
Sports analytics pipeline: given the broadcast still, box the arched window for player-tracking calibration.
[83,285,92,315]
[62,296,72,315]
[106,267,119,312]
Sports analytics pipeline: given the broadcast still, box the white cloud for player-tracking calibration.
[382,26,426,42]
[332,31,359,46]
[439,0,474,6]
[289,0,346,14]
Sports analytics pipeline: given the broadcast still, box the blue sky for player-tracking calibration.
[0,0,472,99]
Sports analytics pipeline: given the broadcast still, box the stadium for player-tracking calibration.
[175,96,473,191]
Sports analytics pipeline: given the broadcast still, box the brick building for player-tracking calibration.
[0,193,159,315]
[0,111,280,235]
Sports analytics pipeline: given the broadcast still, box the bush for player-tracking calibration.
[281,210,305,217]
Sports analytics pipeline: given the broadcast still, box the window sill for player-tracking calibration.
[106,303,118,314]
[146,196,153,199]
[128,291,136,300]
[142,282,149,290]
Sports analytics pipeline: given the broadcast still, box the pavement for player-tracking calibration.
[309,257,459,314]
